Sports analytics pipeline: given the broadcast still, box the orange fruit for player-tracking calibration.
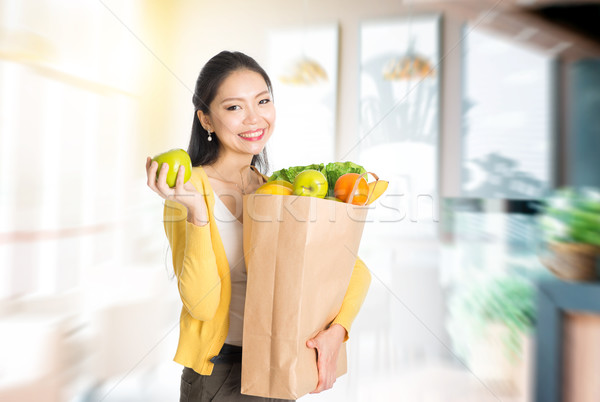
[255,180,293,195]
[334,173,369,205]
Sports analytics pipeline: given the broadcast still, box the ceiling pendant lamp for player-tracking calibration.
[279,57,328,86]
[382,53,435,81]
[382,12,435,81]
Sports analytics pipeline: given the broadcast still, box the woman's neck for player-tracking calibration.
[206,152,256,186]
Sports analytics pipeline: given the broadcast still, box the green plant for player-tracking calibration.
[539,187,600,246]
[448,275,536,363]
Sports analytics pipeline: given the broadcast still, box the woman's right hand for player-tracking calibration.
[146,157,208,226]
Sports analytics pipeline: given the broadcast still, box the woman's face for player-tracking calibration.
[203,69,275,158]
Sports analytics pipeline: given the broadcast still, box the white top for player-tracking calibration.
[213,193,246,347]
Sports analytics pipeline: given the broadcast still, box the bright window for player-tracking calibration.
[461,27,555,199]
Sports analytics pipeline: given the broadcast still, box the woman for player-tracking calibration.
[146,51,371,401]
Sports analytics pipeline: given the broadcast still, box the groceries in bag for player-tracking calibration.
[257,161,388,204]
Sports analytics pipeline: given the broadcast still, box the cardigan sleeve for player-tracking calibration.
[163,198,221,321]
[331,257,371,341]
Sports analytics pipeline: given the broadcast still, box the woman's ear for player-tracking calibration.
[197,110,212,132]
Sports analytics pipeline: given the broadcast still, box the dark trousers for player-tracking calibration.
[180,345,295,402]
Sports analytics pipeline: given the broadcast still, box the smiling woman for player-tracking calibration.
[187,51,274,173]
[145,50,371,402]
[197,70,275,157]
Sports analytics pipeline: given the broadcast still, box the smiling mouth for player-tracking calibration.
[238,129,265,140]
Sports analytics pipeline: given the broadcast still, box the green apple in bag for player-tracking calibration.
[292,169,328,198]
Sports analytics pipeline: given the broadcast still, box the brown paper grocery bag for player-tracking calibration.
[241,193,368,400]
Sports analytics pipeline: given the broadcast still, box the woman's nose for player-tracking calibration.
[244,106,259,124]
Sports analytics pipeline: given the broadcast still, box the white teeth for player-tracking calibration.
[239,130,263,138]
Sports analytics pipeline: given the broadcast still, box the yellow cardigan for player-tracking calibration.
[163,166,371,375]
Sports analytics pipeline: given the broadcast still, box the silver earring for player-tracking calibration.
[207,129,213,142]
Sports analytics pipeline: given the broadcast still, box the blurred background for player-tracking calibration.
[1,0,600,401]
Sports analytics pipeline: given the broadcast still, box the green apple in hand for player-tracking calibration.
[292,169,328,198]
[152,148,192,188]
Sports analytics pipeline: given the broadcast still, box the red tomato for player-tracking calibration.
[334,173,369,205]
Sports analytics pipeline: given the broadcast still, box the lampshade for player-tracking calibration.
[279,57,328,86]
[383,54,435,81]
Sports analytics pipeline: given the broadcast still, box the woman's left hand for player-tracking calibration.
[306,323,347,394]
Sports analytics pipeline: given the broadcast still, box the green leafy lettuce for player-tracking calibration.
[268,164,325,184]
[323,161,367,195]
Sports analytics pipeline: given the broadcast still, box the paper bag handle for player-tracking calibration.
[347,171,379,206]
[240,165,269,193]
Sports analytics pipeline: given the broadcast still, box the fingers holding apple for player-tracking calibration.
[147,148,192,195]
[147,158,175,196]
[156,161,172,194]
[162,163,193,195]
[146,157,163,194]
[152,148,192,188]
[175,164,188,189]
[146,150,208,224]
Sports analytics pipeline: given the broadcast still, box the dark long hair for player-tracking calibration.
[188,51,272,173]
